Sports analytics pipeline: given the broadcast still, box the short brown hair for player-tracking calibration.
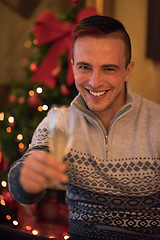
[71,15,131,68]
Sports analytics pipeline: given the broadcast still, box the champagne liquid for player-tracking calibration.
[49,131,71,162]
[48,131,71,190]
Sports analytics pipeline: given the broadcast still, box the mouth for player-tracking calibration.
[88,89,110,97]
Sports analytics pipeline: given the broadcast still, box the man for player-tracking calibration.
[8,15,160,240]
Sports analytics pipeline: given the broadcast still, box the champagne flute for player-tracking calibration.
[47,105,74,189]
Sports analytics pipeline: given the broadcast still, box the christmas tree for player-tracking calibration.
[0,2,96,239]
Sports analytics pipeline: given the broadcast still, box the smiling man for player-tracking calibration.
[8,15,160,240]
[72,34,134,131]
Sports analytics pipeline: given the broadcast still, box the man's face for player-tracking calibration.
[72,35,134,118]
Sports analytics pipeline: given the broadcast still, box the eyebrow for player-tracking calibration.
[101,64,120,69]
[76,62,91,67]
[76,62,120,69]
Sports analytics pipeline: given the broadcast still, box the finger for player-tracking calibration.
[22,157,68,187]
[20,174,47,194]
[21,166,48,186]
[31,151,67,171]
[24,156,67,181]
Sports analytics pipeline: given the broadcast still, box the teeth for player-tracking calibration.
[89,90,106,96]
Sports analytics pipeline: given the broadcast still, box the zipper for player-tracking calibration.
[73,100,132,161]
[105,104,132,160]
[105,135,108,159]
[115,104,132,118]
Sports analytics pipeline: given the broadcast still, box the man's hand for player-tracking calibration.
[20,150,68,194]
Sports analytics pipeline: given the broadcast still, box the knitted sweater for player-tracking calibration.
[8,85,160,240]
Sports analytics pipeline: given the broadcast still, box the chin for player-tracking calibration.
[87,104,105,113]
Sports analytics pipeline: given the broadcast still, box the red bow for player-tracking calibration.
[31,7,97,88]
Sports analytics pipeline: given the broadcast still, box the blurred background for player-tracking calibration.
[0,0,160,107]
[0,0,159,239]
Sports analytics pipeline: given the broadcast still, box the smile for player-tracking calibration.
[89,90,108,96]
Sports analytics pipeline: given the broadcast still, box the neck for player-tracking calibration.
[95,110,116,133]
[95,91,127,133]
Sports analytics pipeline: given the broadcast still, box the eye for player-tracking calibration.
[105,67,115,71]
[103,67,117,73]
[77,65,91,71]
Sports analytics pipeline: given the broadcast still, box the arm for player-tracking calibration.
[8,112,68,204]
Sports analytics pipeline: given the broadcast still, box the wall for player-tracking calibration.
[114,0,160,104]
[86,0,160,104]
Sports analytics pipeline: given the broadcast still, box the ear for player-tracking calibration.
[125,61,134,82]
[71,59,76,76]
[71,59,74,66]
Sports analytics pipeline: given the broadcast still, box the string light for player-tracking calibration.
[29,90,35,96]
[24,40,32,48]
[64,236,70,240]
[36,87,43,94]
[38,106,43,112]
[8,116,14,123]
[18,143,24,149]
[13,220,18,226]
[30,63,37,72]
[6,215,11,220]
[17,134,23,141]
[26,226,32,231]
[1,181,7,187]
[32,229,39,235]
[18,97,25,104]
[42,105,48,111]
[6,127,11,133]
[0,112,4,121]
[63,232,70,240]
[33,39,38,45]
[1,199,5,206]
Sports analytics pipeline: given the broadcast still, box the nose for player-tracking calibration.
[88,69,102,89]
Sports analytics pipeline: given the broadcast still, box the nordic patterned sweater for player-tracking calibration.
[8,84,160,240]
